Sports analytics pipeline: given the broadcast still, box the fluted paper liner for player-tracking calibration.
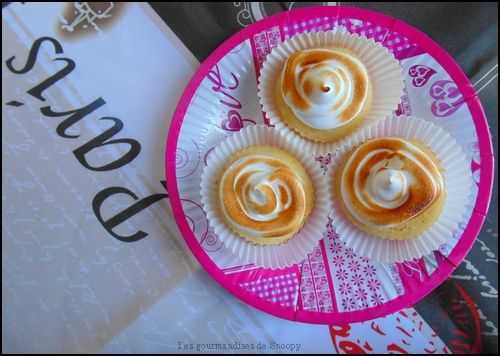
[329,116,473,263]
[201,125,331,269]
[258,28,404,154]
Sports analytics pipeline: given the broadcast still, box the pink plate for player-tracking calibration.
[165,6,494,324]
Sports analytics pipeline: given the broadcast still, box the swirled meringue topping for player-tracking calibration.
[368,168,409,209]
[340,137,444,227]
[281,49,369,130]
[219,154,309,239]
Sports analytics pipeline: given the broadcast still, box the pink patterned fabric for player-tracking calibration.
[299,244,335,313]
[323,220,405,312]
[252,25,281,70]
[338,18,389,42]
[239,272,299,308]
[283,17,336,38]
[282,15,422,60]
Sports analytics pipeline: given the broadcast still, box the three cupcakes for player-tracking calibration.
[201,28,472,267]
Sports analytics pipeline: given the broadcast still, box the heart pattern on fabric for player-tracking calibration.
[408,64,436,87]
[221,110,256,131]
[429,80,465,117]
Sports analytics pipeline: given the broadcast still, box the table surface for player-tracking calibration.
[150,2,498,352]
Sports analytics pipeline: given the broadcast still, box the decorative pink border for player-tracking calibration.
[165,6,494,324]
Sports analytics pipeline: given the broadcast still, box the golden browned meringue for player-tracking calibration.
[335,137,446,240]
[217,146,314,245]
[275,48,371,143]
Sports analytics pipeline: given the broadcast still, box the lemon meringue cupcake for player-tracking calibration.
[334,137,446,241]
[217,145,314,245]
[258,30,404,149]
[274,48,372,143]
[201,125,331,268]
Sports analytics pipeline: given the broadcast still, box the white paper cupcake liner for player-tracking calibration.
[257,27,404,154]
[200,125,331,269]
[329,116,473,263]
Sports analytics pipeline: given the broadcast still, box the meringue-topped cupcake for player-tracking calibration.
[217,145,314,245]
[334,137,446,240]
[274,48,372,143]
